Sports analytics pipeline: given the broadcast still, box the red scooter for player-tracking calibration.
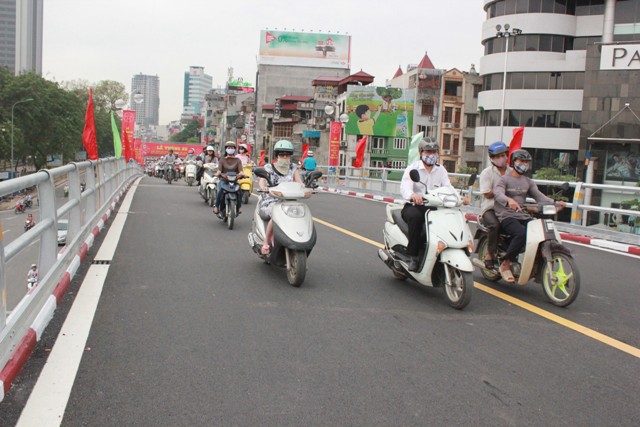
[14,199,26,214]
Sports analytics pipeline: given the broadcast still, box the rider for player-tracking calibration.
[479,141,511,269]
[213,141,244,216]
[237,144,250,166]
[301,150,317,184]
[196,145,216,184]
[163,149,176,177]
[399,137,454,271]
[26,264,38,289]
[184,148,197,162]
[493,149,565,283]
[25,213,35,228]
[257,140,304,255]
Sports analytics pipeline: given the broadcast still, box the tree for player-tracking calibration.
[170,120,199,142]
[93,80,128,112]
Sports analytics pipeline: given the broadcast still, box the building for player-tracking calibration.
[13,0,43,74]
[131,73,160,138]
[182,66,213,118]
[0,0,16,71]
[478,0,640,226]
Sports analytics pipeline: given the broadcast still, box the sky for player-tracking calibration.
[43,0,486,125]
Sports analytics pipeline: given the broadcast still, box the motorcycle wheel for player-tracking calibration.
[477,238,501,281]
[541,252,580,307]
[242,191,249,205]
[187,178,193,186]
[209,189,216,207]
[286,248,306,287]
[227,200,236,230]
[443,265,473,310]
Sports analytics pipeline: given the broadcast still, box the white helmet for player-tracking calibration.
[307,150,314,157]
[31,264,37,268]
[206,145,214,152]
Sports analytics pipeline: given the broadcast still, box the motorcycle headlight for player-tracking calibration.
[443,195,458,208]
[281,204,306,218]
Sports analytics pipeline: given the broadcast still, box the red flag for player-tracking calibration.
[82,88,98,160]
[300,143,309,163]
[507,126,524,166]
[123,132,131,162]
[353,135,367,168]
[259,150,266,166]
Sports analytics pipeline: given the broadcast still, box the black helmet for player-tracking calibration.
[418,137,438,152]
[510,149,532,165]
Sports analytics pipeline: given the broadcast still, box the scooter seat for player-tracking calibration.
[391,209,409,236]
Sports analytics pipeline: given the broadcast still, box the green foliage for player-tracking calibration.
[452,165,477,189]
[533,159,578,182]
[375,87,404,100]
[169,120,199,142]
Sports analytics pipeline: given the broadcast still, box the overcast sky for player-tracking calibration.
[43,0,486,124]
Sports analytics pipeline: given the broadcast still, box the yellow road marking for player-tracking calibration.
[313,216,640,359]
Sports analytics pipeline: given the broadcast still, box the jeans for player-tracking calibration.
[481,209,501,256]
[215,186,242,213]
[401,204,428,257]
[500,217,530,262]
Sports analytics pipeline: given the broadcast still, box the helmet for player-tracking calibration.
[418,137,438,152]
[31,264,36,268]
[188,148,194,154]
[238,144,248,152]
[206,145,214,152]
[510,149,532,165]
[273,139,294,156]
[488,141,509,157]
[307,150,314,157]
[225,140,236,148]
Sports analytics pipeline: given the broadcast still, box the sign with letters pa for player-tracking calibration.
[600,44,640,70]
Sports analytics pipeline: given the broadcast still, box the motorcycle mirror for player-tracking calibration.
[254,167,269,180]
[409,169,420,182]
[467,173,477,187]
[560,182,570,192]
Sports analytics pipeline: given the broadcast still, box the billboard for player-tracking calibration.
[259,30,351,69]
[344,86,415,137]
[605,150,640,182]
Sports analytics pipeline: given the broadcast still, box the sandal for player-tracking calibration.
[260,244,271,255]
[500,267,515,283]
[212,207,219,214]
[484,258,495,270]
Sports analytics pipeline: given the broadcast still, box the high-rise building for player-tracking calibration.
[15,0,43,74]
[183,66,213,117]
[131,73,160,127]
[0,0,16,71]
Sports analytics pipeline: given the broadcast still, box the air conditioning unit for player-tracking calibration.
[427,116,435,121]
[442,149,452,155]
[444,123,452,129]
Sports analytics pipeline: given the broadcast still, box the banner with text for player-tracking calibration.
[329,122,342,167]
[121,110,136,161]
[259,30,351,69]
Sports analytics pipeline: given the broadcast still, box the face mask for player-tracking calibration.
[225,148,236,155]
[491,156,507,168]
[514,162,529,174]
[421,154,438,166]
[275,157,291,174]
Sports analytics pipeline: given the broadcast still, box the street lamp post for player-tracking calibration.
[495,24,522,141]
[11,98,34,171]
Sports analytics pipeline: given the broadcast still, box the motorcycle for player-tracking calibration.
[472,202,580,307]
[215,172,243,230]
[247,168,317,287]
[176,162,184,180]
[185,160,197,186]
[24,196,33,208]
[378,170,476,309]
[27,276,38,290]
[238,163,254,204]
[165,163,175,184]
[24,217,35,232]
[14,199,26,214]
[199,162,219,206]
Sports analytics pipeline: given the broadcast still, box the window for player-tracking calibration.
[443,160,456,172]
[391,160,406,169]
[473,84,482,98]
[443,107,453,123]
[393,138,407,150]
[371,137,385,150]
[452,135,460,154]
[465,138,476,152]
[421,102,434,116]
[466,161,481,173]
[442,133,451,150]
[466,114,477,128]
[417,125,427,135]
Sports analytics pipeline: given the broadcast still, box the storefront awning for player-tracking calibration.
[303,130,321,138]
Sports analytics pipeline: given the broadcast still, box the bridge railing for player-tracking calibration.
[316,165,640,245]
[0,158,142,373]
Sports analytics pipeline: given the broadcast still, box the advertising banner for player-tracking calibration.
[133,138,143,164]
[259,30,351,69]
[121,110,136,161]
[344,86,415,137]
[600,44,640,70]
[605,150,640,182]
[140,142,203,159]
[329,122,342,167]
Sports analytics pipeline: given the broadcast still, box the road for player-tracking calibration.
[3,175,640,425]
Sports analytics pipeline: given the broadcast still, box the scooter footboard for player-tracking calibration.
[439,249,474,272]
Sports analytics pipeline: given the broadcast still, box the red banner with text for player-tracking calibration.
[139,142,203,159]
[329,122,342,167]
[121,110,136,162]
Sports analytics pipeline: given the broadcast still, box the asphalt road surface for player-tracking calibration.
[2,175,639,426]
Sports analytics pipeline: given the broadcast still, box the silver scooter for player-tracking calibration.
[247,168,321,287]
[378,170,476,309]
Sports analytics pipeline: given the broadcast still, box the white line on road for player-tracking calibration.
[17,178,141,426]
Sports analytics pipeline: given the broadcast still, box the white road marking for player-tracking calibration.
[16,178,141,426]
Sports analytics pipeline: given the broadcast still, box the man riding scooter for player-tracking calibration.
[301,150,318,187]
[213,141,244,217]
[399,137,454,271]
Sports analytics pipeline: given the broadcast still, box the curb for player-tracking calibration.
[316,186,640,256]
[0,179,136,402]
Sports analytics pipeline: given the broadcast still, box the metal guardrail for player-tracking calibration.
[315,165,640,246]
[0,158,142,372]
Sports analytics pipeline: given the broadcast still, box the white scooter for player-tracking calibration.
[185,160,197,186]
[247,168,321,287]
[378,170,476,309]
[198,162,219,206]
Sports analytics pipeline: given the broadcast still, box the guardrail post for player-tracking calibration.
[0,222,7,328]
[571,182,584,225]
[38,171,58,277]
[86,161,97,219]
[67,163,81,244]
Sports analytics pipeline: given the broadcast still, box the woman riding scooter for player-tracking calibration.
[257,139,304,255]
[213,141,244,216]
